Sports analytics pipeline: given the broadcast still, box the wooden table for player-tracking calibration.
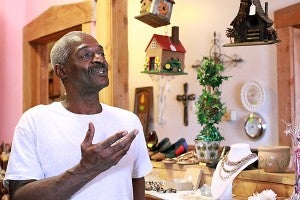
[146,161,294,199]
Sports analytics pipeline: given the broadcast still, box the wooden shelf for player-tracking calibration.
[135,13,170,28]
[223,40,281,47]
[141,71,187,76]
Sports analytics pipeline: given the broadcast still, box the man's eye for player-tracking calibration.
[96,52,105,58]
[81,53,92,59]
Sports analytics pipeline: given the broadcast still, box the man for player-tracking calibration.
[4,31,152,200]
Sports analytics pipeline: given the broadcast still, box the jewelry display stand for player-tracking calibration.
[211,143,258,199]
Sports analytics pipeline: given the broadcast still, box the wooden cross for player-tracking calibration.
[176,83,196,126]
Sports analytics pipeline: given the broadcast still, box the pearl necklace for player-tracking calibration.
[219,153,257,181]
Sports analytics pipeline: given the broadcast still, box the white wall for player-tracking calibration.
[1,0,297,145]
[128,0,299,148]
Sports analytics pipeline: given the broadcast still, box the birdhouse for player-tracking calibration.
[224,0,280,46]
[135,0,175,28]
[141,26,187,75]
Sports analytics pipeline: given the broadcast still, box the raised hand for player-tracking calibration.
[79,122,138,175]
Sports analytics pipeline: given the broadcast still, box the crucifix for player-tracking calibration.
[176,83,196,126]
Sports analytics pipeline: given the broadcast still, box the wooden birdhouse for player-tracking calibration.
[135,0,175,28]
[141,26,187,75]
[224,0,280,46]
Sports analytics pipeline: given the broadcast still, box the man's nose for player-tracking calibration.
[93,53,106,63]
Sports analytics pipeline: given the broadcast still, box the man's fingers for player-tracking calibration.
[102,131,128,148]
[109,130,139,162]
[111,129,139,147]
[81,122,95,149]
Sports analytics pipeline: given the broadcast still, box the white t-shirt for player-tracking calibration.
[4,102,152,200]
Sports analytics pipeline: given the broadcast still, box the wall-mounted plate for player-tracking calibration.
[240,80,265,112]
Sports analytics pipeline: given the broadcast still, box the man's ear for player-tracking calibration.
[53,64,68,80]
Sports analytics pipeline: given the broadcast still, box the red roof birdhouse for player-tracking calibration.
[142,26,187,75]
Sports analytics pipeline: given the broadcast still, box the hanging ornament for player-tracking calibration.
[224,0,280,47]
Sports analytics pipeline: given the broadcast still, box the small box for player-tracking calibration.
[184,168,203,189]
[164,180,193,191]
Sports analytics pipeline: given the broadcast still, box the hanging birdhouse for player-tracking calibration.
[135,0,175,28]
[224,0,280,46]
[141,26,187,75]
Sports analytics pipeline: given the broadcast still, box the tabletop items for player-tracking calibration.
[0,143,10,171]
[0,142,10,199]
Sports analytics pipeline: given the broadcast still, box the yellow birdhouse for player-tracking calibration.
[135,0,175,28]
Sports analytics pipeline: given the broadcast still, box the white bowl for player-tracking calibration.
[258,146,290,173]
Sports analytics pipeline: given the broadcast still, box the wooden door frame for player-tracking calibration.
[96,0,129,109]
[275,3,300,145]
[23,0,129,112]
[23,1,96,111]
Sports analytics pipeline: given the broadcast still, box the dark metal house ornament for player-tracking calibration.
[176,83,196,126]
[209,32,243,68]
[192,32,243,70]
[224,0,280,47]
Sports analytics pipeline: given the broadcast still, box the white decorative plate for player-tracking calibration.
[240,80,265,112]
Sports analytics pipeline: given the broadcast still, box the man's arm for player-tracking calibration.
[9,163,99,200]
[132,177,146,200]
[8,123,138,200]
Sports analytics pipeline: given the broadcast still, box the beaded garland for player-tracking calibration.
[219,153,257,181]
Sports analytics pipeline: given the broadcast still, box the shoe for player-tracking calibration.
[162,138,188,159]
[148,137,171,157]
[150,138,188,161]
[150,152,166,161]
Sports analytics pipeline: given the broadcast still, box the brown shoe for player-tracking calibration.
[150,152,166,161]
[148,151,155,157]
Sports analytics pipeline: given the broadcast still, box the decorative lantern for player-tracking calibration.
[224,0,280,46]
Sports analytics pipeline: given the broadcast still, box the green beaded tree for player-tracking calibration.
[195,57,230,141]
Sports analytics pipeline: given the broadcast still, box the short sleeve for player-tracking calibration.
[131,118,152,178]
[4,117,44,188]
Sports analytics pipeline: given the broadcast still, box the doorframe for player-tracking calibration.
[275,3,300,145]
[23,1,96,111]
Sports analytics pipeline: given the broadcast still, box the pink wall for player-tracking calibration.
[0,1,25,143]
[0,0,81,143]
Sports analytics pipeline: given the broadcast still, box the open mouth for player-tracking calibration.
[89,64,108,75]
[92,68,107,74]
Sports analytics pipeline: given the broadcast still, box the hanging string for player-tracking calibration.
[164,25,168,36]
[157,76,173,125]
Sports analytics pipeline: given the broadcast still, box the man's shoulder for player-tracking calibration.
[102,103,129,112]
[23,102,60,116]
[102,103,137,117]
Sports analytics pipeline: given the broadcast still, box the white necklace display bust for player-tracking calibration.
[211,143,258,199]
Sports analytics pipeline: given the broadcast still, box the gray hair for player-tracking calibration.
[50,31,89,68]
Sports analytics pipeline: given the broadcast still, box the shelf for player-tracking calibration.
[223,40,281,47]
[135,13,170,28]
[141,70,187,76]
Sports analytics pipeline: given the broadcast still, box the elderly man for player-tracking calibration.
[4,31,152,200]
